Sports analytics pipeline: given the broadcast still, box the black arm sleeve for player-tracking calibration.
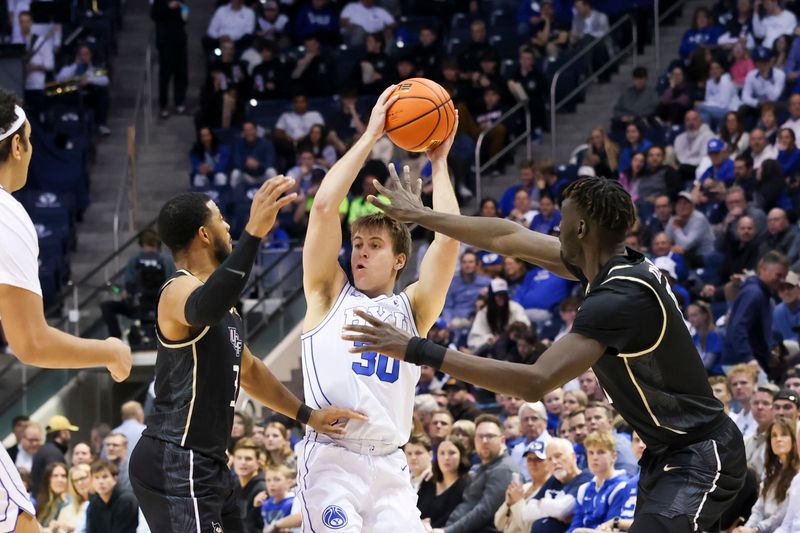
[183,231,261,327]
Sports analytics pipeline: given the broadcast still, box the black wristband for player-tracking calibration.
[296,404,313,425]
[405,337,447,370]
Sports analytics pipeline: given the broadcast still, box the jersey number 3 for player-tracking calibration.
[352,343,400,383]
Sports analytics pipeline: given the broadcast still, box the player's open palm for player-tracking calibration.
[245,175,297,238]
[104,337,132,382]
[342,309,413,361]
[308,406,369,436]
[369,163,425,223]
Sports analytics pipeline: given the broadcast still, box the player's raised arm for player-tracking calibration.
[303,85,399,309]
[369,179,576,281]
[403,115,461,335]
[343,310,605,401]
[158,176,296,337]
[239,346,367,436]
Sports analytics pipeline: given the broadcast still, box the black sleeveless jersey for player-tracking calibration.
[142,270,244,463]
[565,248,727,454]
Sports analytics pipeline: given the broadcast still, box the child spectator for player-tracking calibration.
[260,465,295,529]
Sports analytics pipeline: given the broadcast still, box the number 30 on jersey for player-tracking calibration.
[345,307,409,384]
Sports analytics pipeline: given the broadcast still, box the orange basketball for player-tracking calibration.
[385,78,456,152]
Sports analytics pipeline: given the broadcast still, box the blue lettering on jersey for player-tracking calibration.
[345,306,408,384]
[322,505,348,529]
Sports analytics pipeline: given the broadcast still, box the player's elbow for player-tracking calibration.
[9,331,46,366]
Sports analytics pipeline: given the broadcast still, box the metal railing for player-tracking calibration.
[550,15,638,160]
[112,45,153,265]
[654,0,690,74]
[475,100,532,205]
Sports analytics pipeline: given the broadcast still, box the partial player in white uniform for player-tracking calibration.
[0,90,131,533]
[298,85,460,532]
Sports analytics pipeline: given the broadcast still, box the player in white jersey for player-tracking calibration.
[298,85,460,532]
[0,89,131,533]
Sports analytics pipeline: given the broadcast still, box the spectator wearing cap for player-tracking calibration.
[665,191,716,264]
[443,378,483,422]
[740,47,786,127]
[673,110,716,183]
[722,251,789,373]
[512,265,574,324]
[697,61,737,131]
[442,250,491,329]
[294,0,339,45]
[443,415,518,533]
[339,0,395,47]
[697,138,735,187]
[256,1,288,43]
[468,278,531,352]
[231,121,277,187]
[31,415,78,496]
[566,431,629,533]
[753,0,797,49]
[773,271,800,342]
[205,0,256,52]
[611,67,658,132]
[743,385,777,477]
[511,402,552,483]
[774,388,800,423]
[494,440,549,533]
[653,255,690,309]
[529,194,561,236]
[679,7,722,60]
[521,438,592,533]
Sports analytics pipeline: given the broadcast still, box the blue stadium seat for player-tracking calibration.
[246,100,290,132]
[557,164,578,183]
[489,33,521,60]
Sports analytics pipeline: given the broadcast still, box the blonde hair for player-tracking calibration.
[584,431,617,453]
[67,464,91,513]
[264,463,294,480]
[727,363,758,384]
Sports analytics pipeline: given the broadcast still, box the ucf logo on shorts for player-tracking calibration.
[211,522,223,533]
[228,327,242,358]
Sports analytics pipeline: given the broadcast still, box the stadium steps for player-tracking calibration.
[479,0,705,203]
[69,0,214,281]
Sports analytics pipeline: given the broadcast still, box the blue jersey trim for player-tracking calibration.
[300,434,319,533]
[301,337,322,410]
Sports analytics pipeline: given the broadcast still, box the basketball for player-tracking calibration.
[385,78,456,152]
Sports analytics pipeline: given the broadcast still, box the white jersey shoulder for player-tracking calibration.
[301,281,420,448]
[0,189,41,297]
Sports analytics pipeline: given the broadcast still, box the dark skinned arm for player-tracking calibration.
[368,175,577,280]
[342,310,604,401]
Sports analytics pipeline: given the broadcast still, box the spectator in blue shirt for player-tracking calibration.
[649,232,687,281]
[189,126,232,188]
[512,266,574,323]
[722,251,789,373]
[294,0,339,44]
[231,121,277,187]
[599,431,646,532]
[688,301,724,375]
[700,138,735,184]
[777,127,800,178]
[499,161,538,217]
[442,250,491,328]
[566,431,629,533]
[530,194,561,235]
[679,7,722,59]
[516,0,542,37]
[521,438,593,533]
[617,122,652,177]
[260,465,294,528]
[773,271,800,342]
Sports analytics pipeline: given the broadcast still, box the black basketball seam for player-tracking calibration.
[408,104,443,151]
[387,98,453,150]
[385,97,451,133]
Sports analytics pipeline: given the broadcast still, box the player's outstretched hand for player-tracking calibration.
[104,337,132,382]
[426,109,459,164]
[368,163,426,224]
[309,406,369,437]
[364,84,399,142]
[244,175,298,238]
[342,309,413,361]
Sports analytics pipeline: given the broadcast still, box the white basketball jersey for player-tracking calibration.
[301,282,420,448]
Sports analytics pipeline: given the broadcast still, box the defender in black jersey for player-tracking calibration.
[343,177,747,533]
[130,179,365,533]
